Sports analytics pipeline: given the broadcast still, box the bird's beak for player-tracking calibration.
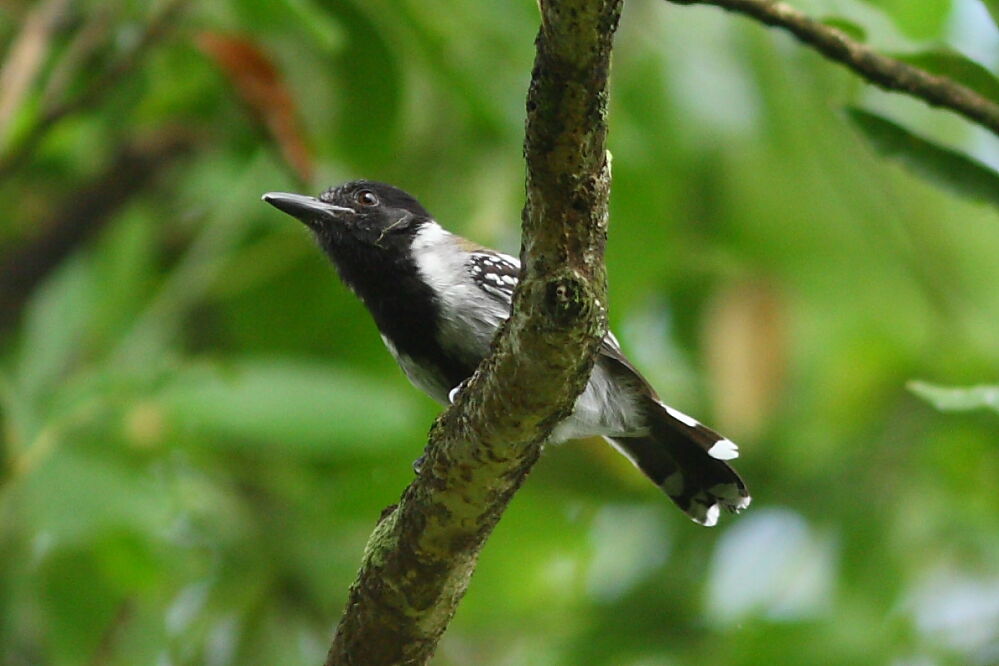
[261,192,355,228]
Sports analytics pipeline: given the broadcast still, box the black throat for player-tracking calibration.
[317,233,474,391]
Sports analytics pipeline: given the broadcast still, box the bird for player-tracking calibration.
[262,180,750,526]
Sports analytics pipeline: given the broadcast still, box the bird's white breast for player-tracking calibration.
[410,222,508,365]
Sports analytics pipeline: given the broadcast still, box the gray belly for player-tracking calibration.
[381,332,646,441]
[549,359,648,442]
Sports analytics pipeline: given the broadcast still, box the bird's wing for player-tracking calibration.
[466,250,521,304]
[466,249,637,370]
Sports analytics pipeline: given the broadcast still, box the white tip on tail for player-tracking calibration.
[708,438,740,461]
[698,503,721,527]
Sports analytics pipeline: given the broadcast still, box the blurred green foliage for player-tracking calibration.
[1,0,998,664]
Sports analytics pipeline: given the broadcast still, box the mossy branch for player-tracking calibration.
[323,1,621,664]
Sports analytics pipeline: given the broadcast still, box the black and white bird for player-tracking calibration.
[263,180,750,526]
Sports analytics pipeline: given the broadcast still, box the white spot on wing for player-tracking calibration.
[708,438,739,461]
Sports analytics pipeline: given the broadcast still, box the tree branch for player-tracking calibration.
[323,0,620,664]
[666,0,999,137]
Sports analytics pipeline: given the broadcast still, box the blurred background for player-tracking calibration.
[2,0,998,664]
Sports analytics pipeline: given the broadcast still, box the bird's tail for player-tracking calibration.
[605,399,750,526]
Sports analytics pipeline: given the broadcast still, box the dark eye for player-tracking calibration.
[355,190,379,207]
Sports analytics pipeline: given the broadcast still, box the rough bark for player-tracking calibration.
[323,1,621,664]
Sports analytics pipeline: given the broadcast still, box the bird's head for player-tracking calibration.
[262,180,432,258]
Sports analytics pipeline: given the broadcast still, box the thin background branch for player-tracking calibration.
[666,0,999,137]
[0,0,189,183]
[0,0,70,146]
[0,0,193,334]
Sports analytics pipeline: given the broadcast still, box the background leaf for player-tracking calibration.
[891,48,999,105]
[197,32,314,185]
[317,0,403,171]
[847,107,999,208]
[15,256,96,401]
[859,0,952,40]
[158,359,423,456]
[908,381,999,413]
[981,0,999,28]
[820,17,867,42]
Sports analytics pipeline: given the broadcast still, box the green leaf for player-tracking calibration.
[908,381,999,413]
[39,549,125,665]
[861,0,952,40]
[820,17,867,43]
[846,108,999,208]
[90,209,158,348]
[15,256,96,400]
[159,359,423,456]
[981,0,999,28]
[320,1,402,169]
[19,448,174,544]
[279,0,346,51]
[891,48,999,105]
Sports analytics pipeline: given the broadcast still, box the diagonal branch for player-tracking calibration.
[666,0,999,137]
[323,0,620,664]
